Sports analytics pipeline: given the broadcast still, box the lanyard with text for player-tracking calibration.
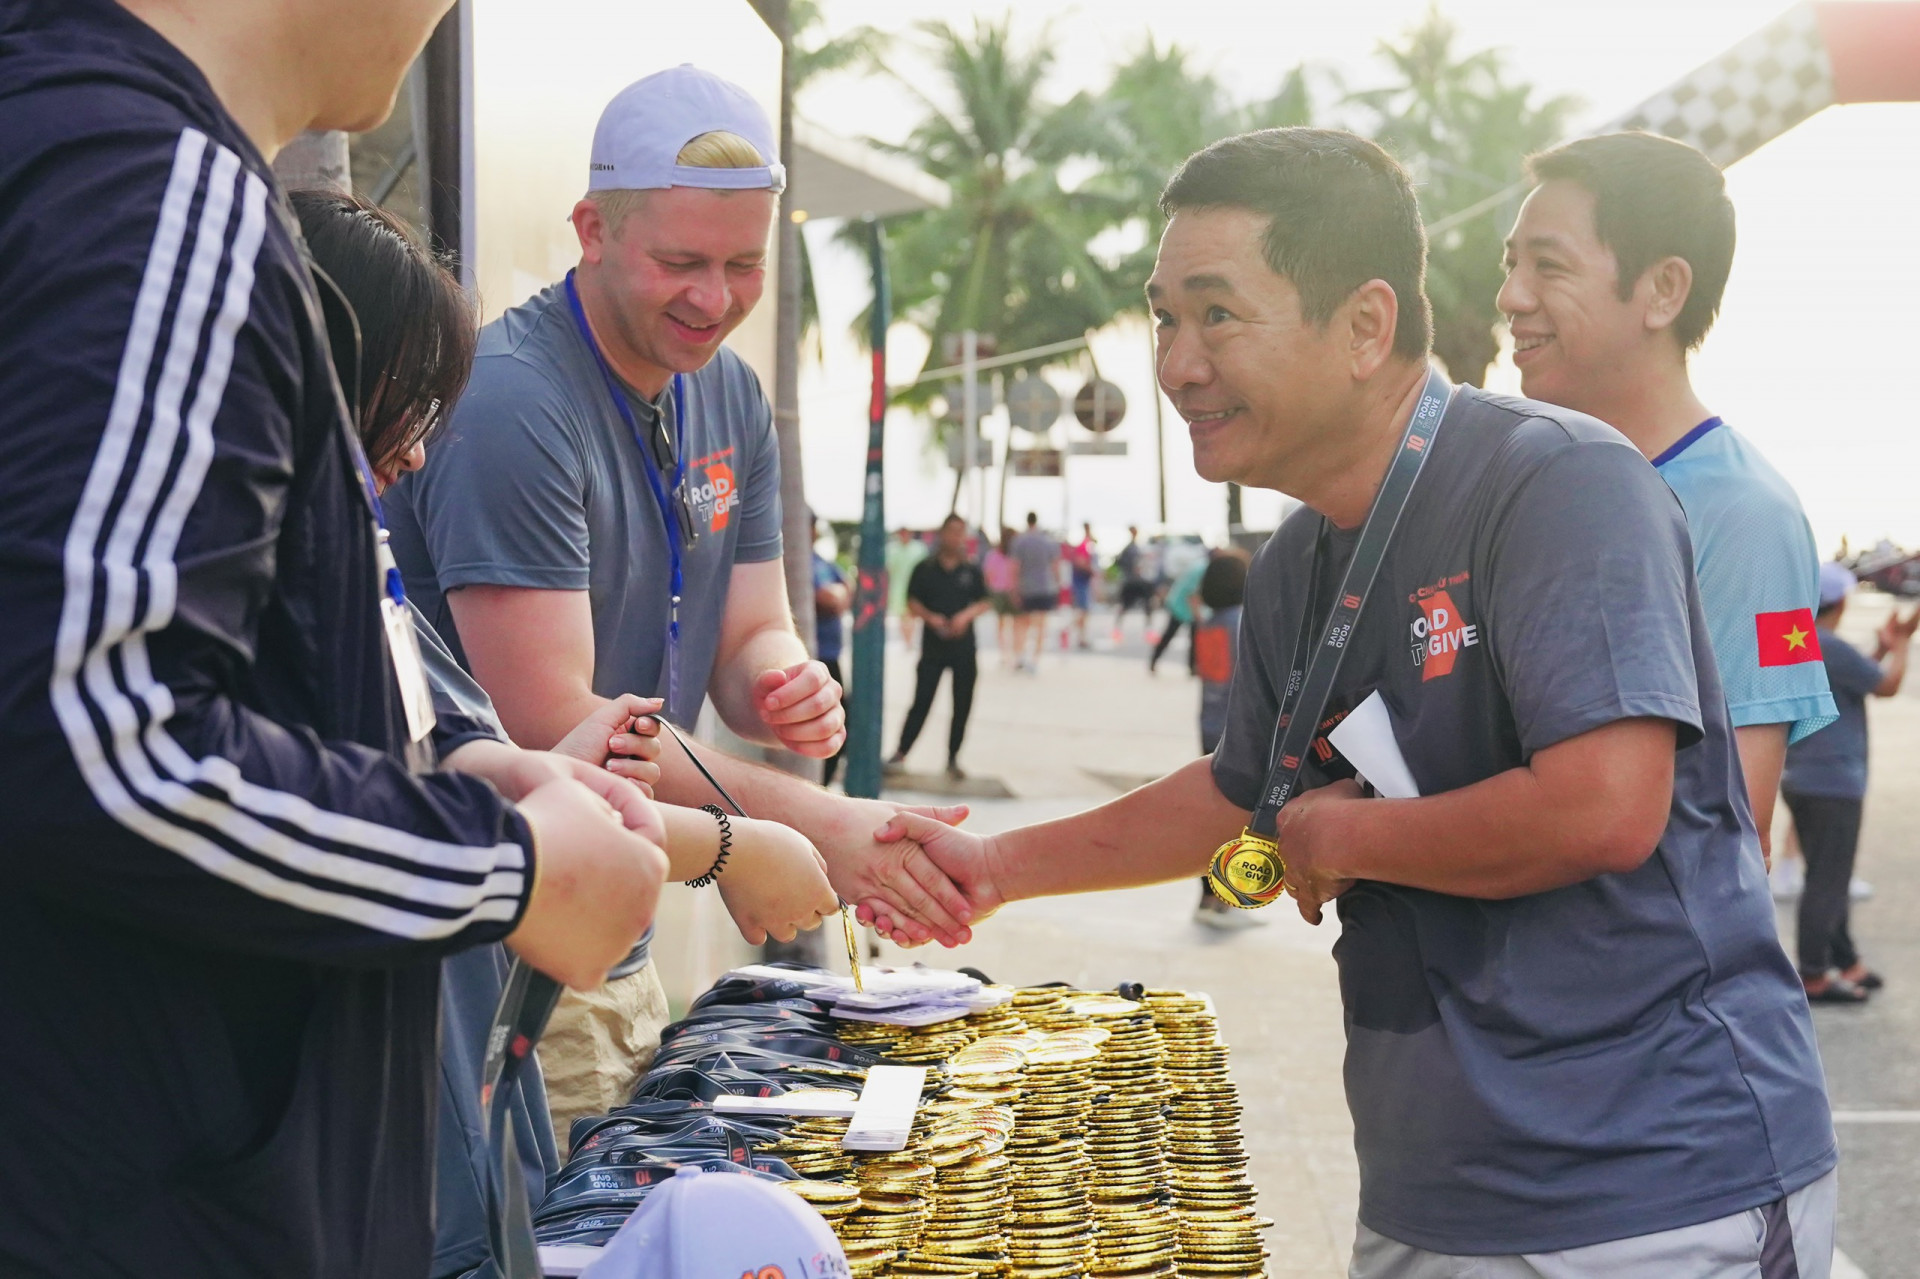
[352,449,439,754]
[1207,365,1452,909]
[563,269,691,721]
[314,260,438,758]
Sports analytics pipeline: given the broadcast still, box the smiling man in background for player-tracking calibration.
[386,65,974,1140]
[1499,131,1836,863]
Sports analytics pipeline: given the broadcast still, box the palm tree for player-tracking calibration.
[1349,8,1577,386]
[1084,41,1317,527]
[1084,41,1317,300]
[854,18,1119,380]
[843,18,1126,513]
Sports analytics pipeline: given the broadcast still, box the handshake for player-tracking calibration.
[454,695,1008,991]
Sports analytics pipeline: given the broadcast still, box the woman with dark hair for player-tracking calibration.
[291,191,839,1278]
[294,190,476,491]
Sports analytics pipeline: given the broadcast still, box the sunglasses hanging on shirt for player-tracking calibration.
[634,391,700,550]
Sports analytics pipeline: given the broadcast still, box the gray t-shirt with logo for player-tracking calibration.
[386,282,783,728]
[1211,386,1833,1254]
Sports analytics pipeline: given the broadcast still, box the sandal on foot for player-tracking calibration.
[1841,965,1885,991]
[1804,976,1871,1004]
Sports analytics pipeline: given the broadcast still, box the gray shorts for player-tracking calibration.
[1350,1168,1836,1279]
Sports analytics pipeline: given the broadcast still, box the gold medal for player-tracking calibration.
[841,900,864,992]
[1206,828,1287,909]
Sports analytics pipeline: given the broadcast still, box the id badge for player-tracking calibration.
[381,596,438,743]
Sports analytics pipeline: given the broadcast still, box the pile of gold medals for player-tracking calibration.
[773,984,1270,1279]
[1143,991,1269,1278]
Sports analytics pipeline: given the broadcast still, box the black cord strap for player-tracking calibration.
[684,803,732,886]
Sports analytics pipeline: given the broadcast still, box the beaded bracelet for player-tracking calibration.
[684,804,732,887]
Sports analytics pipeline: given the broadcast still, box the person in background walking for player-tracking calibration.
[1113,525,1155,640]
[1011,511,1060,672]
[1191,549,1262,931]
[1781,563,1917,1003]
[886,526,929,648]
[813,515,851,788]
[984,527,1019,665]
[887,515,992,780]
[1067,522,1098,650]
[1150,550,1209,675]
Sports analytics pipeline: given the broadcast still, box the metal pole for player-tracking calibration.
[981,373,1000,542]
[960,330,978,525]
[844,219,891,800]
[420,2,473,289]
[1149,326,1167,524]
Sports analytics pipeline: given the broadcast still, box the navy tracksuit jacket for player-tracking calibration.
[0,3,536,1275]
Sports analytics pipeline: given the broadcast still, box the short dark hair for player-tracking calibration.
[290,190,476,475]
[1160,128,1433,361]
[1199,548,1250,611]
[1026,511,1038,526]
[941,513,966,529]
[1524,132,1734,350]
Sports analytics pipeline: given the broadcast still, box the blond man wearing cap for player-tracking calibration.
[385,66,977,1144]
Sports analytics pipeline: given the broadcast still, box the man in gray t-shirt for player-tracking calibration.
[872,127,1835,1274]
[386,65,976,1146]
[1008,511,1059,669]
[388,286,784,731]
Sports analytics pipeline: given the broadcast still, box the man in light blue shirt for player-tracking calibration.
[1499,131,1835,861]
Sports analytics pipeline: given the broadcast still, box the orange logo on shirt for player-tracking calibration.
[692,460,740,532]
[1408,588,1480,680]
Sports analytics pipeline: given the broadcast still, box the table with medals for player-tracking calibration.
[533,966,1273,1279]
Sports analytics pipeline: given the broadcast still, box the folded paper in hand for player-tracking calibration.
[1326,691,1420,799]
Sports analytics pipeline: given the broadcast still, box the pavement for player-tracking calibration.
[653,600,1917,1278]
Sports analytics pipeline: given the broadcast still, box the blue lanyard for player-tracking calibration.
[1251,364,1451,836]
[344,429,409,609]
[562,270,687,713]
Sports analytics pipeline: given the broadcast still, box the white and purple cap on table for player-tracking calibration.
[579,1166,848,1279]
[589,64,786,194]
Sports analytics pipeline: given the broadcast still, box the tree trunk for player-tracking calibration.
[770,0,824,787]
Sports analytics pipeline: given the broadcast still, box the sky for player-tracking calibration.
[791,0,1920,555]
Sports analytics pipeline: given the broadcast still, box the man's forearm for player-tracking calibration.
[505,688,612,752]
[710,624,811,743]
[654,729,828,825]
[1303,762,1659,899]
[1733,723,1788,861]
[987,758,1248,901]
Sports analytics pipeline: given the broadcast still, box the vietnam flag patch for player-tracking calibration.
[1756,608,1823,667]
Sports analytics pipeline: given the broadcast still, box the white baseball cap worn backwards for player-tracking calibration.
[589,64,787,195]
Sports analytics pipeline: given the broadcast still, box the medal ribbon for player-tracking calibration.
[1247,364,1452,838]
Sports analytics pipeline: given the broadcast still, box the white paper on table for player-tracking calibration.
[1327,690,1421,799]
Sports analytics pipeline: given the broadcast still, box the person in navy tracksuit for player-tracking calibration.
[0,3,665,1276]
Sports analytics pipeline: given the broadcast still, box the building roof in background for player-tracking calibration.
[791,117,948,219]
